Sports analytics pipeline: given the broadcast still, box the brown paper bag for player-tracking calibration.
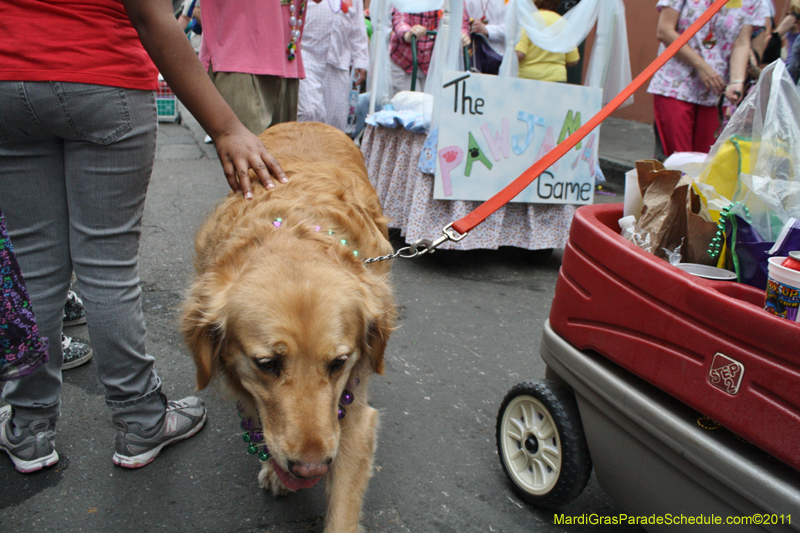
[634,160,717,265]
[685,187,719,265]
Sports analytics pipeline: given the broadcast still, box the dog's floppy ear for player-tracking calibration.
[181,275,228,390]
[360,278,396,376]
[365,318,390,375]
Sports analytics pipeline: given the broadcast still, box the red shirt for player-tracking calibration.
[0,0,158,90]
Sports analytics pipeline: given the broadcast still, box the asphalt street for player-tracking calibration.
[0,111,643,533]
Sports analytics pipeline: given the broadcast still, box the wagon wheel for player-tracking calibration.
[496,380,592,508]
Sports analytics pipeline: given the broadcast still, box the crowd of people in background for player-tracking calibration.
[177,0,800,150]
[648,0,797,159]
[174,0,594,138]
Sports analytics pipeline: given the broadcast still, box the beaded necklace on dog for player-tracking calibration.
[271,217,419,265]
[272,218,360,257]
[238,377,359,461]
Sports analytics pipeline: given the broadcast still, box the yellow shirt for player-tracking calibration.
[515,10,580,83]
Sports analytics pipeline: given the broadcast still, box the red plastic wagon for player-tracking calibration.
[495,203,800,527]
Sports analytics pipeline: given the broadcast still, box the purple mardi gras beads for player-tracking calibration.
[340,389,354,406]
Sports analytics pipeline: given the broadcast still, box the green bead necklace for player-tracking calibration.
[707,202,751,260]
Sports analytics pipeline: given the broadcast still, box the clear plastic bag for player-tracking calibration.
[696,60,800,241]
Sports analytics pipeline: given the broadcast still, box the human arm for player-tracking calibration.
[406,25,428,41]
[761,13,798,64]
[471,0,505,42]
[353,68,367,85]
[656,6,726,95]
[565,46,579,68]
[515,28,530,63]
[484,19,505,43]
[350,0,370,84]
[177,14,191,30]
[177,0,195,29]
[392,9,421,42]
[178,2,202,32]
[725,24,752,104]
[774,11,798,37]
[751,15,771,59]
[471,18,489,36]
[122,0,287,199]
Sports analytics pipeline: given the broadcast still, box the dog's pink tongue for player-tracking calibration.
[271,460,322,490]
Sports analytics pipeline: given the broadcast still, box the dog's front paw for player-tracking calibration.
[258,461,291,497]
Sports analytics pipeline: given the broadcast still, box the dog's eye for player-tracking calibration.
[255,357,280,375]
[328,356,348,375]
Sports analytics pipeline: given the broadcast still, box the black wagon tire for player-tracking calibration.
[496,379,592,508]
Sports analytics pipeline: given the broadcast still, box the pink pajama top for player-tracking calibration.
[647,0,766,107]
[199,0,306,79]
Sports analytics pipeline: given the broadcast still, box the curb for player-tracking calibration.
[599,156,633,190]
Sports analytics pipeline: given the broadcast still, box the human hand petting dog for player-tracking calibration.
[211,124,288,199]
[122,0,288,201]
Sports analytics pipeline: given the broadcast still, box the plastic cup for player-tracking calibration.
[765,257,800,322]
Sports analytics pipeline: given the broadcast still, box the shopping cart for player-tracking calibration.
[156,73,181,124]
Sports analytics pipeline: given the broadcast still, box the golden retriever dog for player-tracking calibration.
[181,122,396,533]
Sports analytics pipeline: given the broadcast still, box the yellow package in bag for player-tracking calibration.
[694,136,753,223]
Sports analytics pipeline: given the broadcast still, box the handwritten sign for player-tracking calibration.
[434,71,602,204]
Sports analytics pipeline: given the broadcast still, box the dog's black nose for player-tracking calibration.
[288,459,332,479]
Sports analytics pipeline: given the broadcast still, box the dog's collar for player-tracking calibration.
[237,376,360,462]
[272,218,360,258]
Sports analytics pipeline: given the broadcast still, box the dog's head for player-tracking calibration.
[182,235,394,488]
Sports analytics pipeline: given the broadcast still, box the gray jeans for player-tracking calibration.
[0,81,166,432]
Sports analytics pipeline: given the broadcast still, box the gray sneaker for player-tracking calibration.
[0,404,59,473]
[112,396,206,468]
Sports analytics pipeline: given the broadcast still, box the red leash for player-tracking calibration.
[442,0,730,238]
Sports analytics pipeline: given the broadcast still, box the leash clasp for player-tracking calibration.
[364,224,468,264]
[412,223,468,256]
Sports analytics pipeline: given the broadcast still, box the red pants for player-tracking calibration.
[653,94,719,157]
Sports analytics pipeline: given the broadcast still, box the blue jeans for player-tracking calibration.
[0,81,166,432]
